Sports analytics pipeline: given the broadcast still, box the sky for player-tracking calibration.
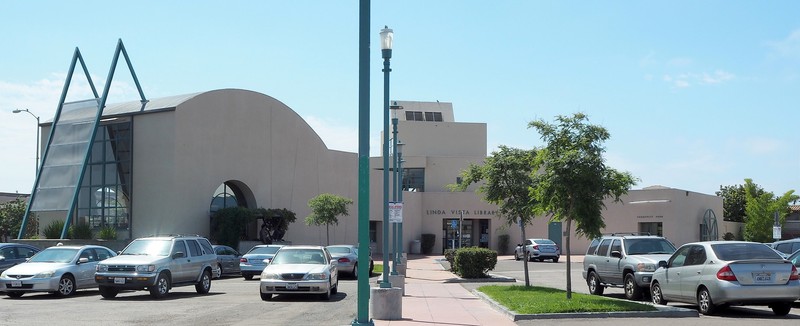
[1,1,799,197]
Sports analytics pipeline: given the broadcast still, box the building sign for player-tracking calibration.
[389,202,403,223]
[425,209,498,217]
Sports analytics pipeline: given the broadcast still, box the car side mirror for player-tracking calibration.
[0,256,5,262]
[330,259,338,266]
[173,251,186,259]
[658,260,668,269]
[610,251,622,258]
[262,258,271,264]
[78,257,89,264]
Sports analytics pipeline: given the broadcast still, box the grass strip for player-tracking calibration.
[478,285,657,314]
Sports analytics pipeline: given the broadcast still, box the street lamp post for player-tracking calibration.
[12,109,41,175]
[390,104,403,275]
[396,141,405,265]
[379,25,393,289]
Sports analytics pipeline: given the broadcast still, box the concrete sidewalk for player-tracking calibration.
[372,255,516,326]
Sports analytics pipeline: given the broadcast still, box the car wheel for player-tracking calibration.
[331,278,339,295]
[99,286,119,298]
[149,272,170,299]
[552,257,559,263]
[6,292,23,298]
[260,289,273,301]
[514,251,520,261]
[697,287,716,315]
[650,282,667,305]
[587,271,605,295]
[195,270,212,294]
[243,274,254,281]
[771,302,791,316]
[215,264,223,279]
[57,274,76,297]
[320,280,331,300]
[353,262,359,279]
[624,273,643,300]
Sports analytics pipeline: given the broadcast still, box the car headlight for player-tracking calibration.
[35,270,56,278]
[0,271,8,278]
[637,263,656,272]
[136,265,156,272]
[261,272,280,280]
[304,273,328,280]
[96,264,108,272]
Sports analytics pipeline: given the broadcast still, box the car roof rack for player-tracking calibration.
[604,232,653,237]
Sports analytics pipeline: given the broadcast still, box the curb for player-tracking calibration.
[472,288,699,321]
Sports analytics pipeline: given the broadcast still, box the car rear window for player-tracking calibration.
[536,239,555,245]
[712,243,783,261]
[249,246,281,255]
[327,247,352,254]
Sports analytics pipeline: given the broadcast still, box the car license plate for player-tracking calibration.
[10,281,22,287]
[286,283,298,290]
[753,272,772,282]
[114,277,126,284]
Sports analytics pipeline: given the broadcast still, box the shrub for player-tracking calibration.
[497,234,510,255]
[98,226,118,240]
[69,222,93,239]
[211,206,255,250]
[444,248,458,273]
[43,219,66,239]
[454,247,497,279]
[723,232,736,241]
[421,233,436,254]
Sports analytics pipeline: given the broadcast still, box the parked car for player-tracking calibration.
[326,245,373,279]
[650,241,800,315]
[259,245,338,301]
[514,238,560,262]
[790,250,800,267]
[240,244,284,280]
[771,238,800,257]
[0,243,40,274]
[583,233,677,300]
[0,244,116,298]
[212,245,241,278]
[95,234,217,299]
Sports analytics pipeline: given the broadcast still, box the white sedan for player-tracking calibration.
[0,244,116,298]
[259,245,338,301]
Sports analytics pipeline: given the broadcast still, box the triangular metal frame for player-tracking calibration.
[19,39,148,239]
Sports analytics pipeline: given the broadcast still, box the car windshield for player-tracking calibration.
[248,246,281,255]
[270,249,326,265]
[327,246,352,254]
[122,239,172,256]
[712,243,783,261]
[624,239,676,255]
[29,248,78,263]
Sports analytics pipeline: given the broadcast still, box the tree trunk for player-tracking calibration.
[565,217,572,299]
[326,224,330,246]
[520,220,530,287]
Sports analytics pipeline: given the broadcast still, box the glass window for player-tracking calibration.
[187,240,201,257]
[432,112,443,122]
[776,243,794,255]
[587,239,600,255]
[610,239,622,255]
[669,246,691,268]
[402,168,424,192]
[597,239,612,256]
[712,243,783,260]
[624,238,676,255]
[172,240,187,257]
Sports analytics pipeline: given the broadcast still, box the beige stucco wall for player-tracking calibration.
[130,89,358,245]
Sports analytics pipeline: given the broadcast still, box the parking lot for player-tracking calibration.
[0,274,365,326]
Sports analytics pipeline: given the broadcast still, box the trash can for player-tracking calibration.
[410,240,421,254]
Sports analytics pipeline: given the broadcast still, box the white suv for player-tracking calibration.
[95,235,217,299]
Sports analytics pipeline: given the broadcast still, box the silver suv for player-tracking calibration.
[582,233,676,300]
[95,235,217,299]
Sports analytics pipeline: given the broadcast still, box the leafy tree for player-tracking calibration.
[305,193,353,246]
[742,179,798,242]
[528,113,637,299]
[210,206,255,250]
[449,145,539,286]
[716,184,766,222]
[0,198,38,241]
[253,208,297,244]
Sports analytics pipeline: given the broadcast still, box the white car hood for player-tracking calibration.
[100,255,167,265]
[5,262,71,275]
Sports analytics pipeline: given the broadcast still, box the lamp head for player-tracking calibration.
[379,26,394,50]
[12,109,23,113]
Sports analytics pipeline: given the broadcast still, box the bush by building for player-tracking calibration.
[453,247,497,279]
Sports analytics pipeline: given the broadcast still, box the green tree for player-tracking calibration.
[305,193,353,245]
[449,145,539,286]
[742,179,798,242]
[253,208,297,244]
[528,113,637,299]
[716,184,766,222]
[210,206,255,250]
[0,198,38,241]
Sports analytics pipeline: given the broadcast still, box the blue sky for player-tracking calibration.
[1,1,799,197]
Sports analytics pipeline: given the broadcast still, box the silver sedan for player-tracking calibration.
[259,245,338,301]
[0,244,117,298]
[650,241,800,315]
[326,245,373,279]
